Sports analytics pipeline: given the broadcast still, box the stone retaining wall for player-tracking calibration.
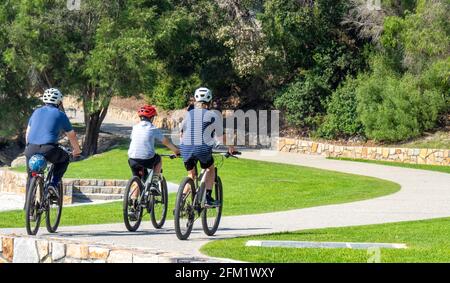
[0,233,211,263]
[0,169,72,205]
[277,138,449,166]
[0,168,133,205]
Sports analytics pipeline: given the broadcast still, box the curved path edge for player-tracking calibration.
[1,150,449,262]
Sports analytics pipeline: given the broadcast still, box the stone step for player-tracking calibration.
[73,186,126,195]
[72,193,124,201]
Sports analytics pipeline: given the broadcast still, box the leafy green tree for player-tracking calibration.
[7,0,159,155]
[0,2,37,143]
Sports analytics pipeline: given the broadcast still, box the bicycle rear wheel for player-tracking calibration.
[25,177,44,235]
[201,176,223,236]
[174,177,196,240]
[46,182,63,233]
[123,176,144,232]
[150,176,168,229]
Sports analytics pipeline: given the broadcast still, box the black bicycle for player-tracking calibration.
[173,151,241,240]
[25,146,73,235]
[123,154,176,232]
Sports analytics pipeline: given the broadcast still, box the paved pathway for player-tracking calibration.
[0,193,25,212]
[1,150,449,260]
[2,111,449,261]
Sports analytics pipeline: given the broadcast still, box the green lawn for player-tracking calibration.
[327,157,450,174]
[201,217,450,263]
[3,145,400,228]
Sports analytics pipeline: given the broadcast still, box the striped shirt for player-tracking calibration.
[128,121,164,159]
[180,108,221,163]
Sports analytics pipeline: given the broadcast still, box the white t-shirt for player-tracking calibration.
[128,121,164,159]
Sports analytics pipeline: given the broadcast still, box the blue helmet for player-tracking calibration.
[28,154,47,172]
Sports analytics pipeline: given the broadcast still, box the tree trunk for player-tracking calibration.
[82,92,110,156]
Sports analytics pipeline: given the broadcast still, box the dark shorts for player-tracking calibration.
[184,156,214,171]
[128,154,161,178]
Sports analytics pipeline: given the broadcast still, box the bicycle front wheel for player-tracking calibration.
[150,176,168,229]
[123,176,144,232]
[201,176,223,236]
[46,182,63,233]
[174,177,195,240]
[25,177,44,235]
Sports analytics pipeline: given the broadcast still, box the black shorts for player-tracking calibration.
[184,156,214,171]
[128,154,161,178]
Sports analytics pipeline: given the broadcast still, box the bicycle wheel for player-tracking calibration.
[123,176,144,232]
[174,177,196,240]
[25,177,44,235]
[46,182,63,233]
[201,176,223,236]
[150,176,168,229]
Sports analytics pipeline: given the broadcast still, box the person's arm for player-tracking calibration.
[25,125,30,144]
[66,130,81,157]
[161,137,180,155]
[60,112,81,157]
[215,134,235,154]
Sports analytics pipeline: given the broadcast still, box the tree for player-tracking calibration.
[356,0,449,141]
[7,0,159,155]
[0,2,38,143]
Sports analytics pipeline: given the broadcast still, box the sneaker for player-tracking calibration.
[128,200,137,221]
[129,209,138,221]
[149,185,161,196]
[149,175,161,196]
[205,192,218,206]
[47,185,60,202]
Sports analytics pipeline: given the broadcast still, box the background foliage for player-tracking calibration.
[0,0,448,151]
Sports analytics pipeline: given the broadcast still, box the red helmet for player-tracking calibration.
[137,105,157,119]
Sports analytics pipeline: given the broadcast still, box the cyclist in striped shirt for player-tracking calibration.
[180,87,235,205]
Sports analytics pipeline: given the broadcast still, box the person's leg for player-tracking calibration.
[128,159,142,200]
[203,164,216,191]
[42,145,69,186]
[200,157,215,191]
[183,158,197,194]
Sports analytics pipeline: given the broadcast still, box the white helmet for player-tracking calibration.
[194,87,212,103]
[42,88,63,105]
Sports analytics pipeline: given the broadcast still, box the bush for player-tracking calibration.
[356,71,444,142]
[274,72,330,129]
[317,77,364,139]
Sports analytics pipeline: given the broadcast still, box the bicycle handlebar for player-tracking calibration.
[160,153,180,159]
[213,151,242,158]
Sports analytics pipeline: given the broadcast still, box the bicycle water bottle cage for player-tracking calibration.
[28,154,47,173]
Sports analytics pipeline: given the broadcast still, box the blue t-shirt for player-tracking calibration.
[27,105,73,145]
[180,108,221,163]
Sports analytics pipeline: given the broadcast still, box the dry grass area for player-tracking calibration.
[110,96,146,111]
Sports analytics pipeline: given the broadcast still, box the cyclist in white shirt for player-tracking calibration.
[128,105,179,192]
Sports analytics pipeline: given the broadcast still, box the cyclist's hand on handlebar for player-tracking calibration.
[173,148,181,156]
[228,146,235,155]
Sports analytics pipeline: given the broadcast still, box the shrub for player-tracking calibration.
[356,71,444,142]
[317,77,364,139]
[274,72,330,129]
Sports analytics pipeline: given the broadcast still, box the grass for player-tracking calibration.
[201,217,450,263]
[2,144,400,228]
[328,157,450,174]
[394,130,450,149]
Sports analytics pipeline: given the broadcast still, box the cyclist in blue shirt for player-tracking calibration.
[180,87,234,205]
[25,88,81,198]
